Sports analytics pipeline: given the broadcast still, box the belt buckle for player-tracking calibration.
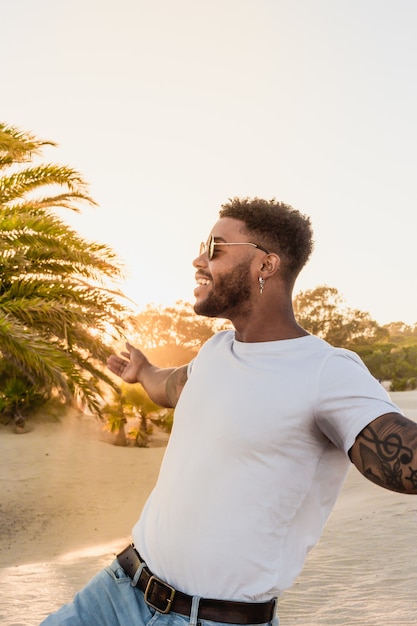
[144,575,176,614]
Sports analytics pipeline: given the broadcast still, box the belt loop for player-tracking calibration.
[189,596,201,626]
[131,561,146,588]
[271,598,279,626]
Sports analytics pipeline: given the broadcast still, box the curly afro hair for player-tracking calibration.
[219,197,314,280]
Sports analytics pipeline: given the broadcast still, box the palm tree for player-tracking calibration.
[102,383,170,447]
[0,122,128,428]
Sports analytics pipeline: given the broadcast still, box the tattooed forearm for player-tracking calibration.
[350,412,417,494]
[165,365,188,408]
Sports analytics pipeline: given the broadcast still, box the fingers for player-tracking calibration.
[107,343,144,384]
[107,354,126,373]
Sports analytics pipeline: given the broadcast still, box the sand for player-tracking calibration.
[1,392,417,625]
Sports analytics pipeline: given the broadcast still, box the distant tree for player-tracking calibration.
[294,286,417,387]
[102,382,173,447]
[360,344,417,392]
[124,301,230,366]
[388,346,417,390]
[294,285,388,348]
[382,321,417,347]
[0,122,128,428]
[122,382,165,447]
[358,344,394,381]
[294,285,343,338]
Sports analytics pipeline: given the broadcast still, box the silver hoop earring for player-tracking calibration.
[258,276,265,294]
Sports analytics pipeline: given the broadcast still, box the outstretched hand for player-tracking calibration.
[107,342,148,385]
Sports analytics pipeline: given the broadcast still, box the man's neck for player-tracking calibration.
[232,316,309,343]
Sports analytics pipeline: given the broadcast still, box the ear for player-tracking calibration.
[260,253,281,277]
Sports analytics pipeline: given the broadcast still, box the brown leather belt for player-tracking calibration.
[117,545,276,624]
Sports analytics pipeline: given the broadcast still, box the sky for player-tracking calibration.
[2,0,417,325]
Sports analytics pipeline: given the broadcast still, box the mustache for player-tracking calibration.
[195,272,212,280]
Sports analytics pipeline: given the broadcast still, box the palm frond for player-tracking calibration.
[0,165,93,205]
[0,122,56,167]
[0,121,131,419]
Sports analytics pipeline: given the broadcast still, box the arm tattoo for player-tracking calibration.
[165,365,188,408]
[354,413,417,494]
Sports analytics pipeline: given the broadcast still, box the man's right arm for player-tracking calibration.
[107,342,189,408]
[164,365,189,407]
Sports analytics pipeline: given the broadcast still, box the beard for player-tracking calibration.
[194,260,253,319]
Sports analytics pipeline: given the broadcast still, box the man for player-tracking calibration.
[41,197,417,626]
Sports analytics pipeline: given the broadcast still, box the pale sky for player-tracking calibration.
[2,0,417,325]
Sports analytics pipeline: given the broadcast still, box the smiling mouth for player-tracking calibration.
[196,278,211,286]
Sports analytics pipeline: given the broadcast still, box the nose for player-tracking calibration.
[193,249,207,268]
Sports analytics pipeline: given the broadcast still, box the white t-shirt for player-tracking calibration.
[132,331,401,601]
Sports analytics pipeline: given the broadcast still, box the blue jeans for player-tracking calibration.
[39,559,279,626]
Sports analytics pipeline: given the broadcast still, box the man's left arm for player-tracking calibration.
[349,412,417,494]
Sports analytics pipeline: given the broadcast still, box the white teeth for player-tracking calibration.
[197,278,210,285]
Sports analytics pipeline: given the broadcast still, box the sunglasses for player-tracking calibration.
[199,234,270,260]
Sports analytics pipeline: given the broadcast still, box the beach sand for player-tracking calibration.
[1,392,417,625]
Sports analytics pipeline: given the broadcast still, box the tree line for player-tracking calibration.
[293,285,417,390]
[1,121,416,435]
[124,295,417,393]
